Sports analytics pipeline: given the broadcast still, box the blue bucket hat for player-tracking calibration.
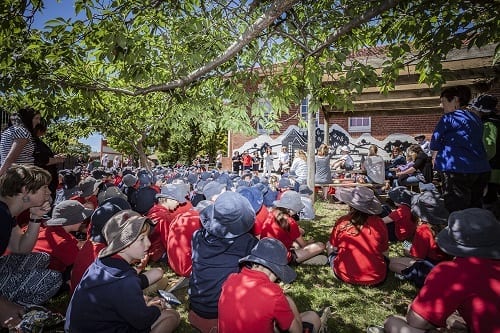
[199,191,255,238]
[237,186,264,213]
[388,186,413,206]
[240,237,296,284]
[202,181,226,201]
[90,197,131,242]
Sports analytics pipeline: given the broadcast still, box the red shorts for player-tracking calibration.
[188,310,218,333]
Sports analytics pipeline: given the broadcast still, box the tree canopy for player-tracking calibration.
[1,0,498,165]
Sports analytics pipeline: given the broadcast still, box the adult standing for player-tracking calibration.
[33,119,65,198]
[277,146,290,174]
[430,86,491,212]
[0,107,41,176]
[262,146,274,177]
[231,151,242,175]
[469,94,500,207]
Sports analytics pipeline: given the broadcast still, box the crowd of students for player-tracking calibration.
[0,86,499,333]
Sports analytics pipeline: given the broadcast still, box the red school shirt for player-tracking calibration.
[388,204,416,241]
[260,212,301,262]
[251,206,269,237]
[411,257,500,333]
[70,240,105,294]
[167,210,201,277]
[147,200,193,262]
[218,267,295,333]
[33,225,80,272]
[329,214,388,286]
[410,224,451,263]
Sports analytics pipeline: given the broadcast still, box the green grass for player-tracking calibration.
[46,200,419,333]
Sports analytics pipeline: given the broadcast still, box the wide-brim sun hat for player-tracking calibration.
[411,191,449,225]
[79,177,102,197]
[202,181,226,201]
[90,197,130,242]
[237,186,264,213]
[97,186,127,205]
[156,184,187,204]
[199,191,255,239]
[122,174,138,187]
[240,237,296,284]
[436,208,500,259]
[335,187,382,215]
[273,190,305,213]
[99,210,151,258]
[388,186,413,206]
[46,200,94,226]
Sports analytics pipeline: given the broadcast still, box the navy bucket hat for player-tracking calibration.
[199,191,255,239]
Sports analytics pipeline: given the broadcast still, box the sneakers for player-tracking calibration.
[301,255,328,266]
[318,306,331,333]
[366,325,385,333]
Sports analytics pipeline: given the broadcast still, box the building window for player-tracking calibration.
[348,117,371,132]
[257,100,273,135]
[300,98,319,128]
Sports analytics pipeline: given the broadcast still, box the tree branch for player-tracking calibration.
[307,0,401,58]
[69,0,299,96]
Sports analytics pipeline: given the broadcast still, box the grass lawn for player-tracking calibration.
[46,200,419,333]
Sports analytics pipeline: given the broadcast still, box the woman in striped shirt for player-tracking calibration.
[0,108,41,176]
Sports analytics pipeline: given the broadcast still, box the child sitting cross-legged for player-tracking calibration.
[381,186,417,242]
[389,191,452,287]
[218,237,325,333]
[65,210,180,333]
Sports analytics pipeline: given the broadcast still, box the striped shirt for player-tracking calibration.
[0,125,35,166]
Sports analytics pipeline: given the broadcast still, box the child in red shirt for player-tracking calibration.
[33,200,93,282]
[327,187,388,286]
[382,186,416,242]
[218,238,323,333]
[260,191,325,264]
[389,191,452,286]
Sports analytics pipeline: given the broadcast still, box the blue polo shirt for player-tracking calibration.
[430,109,490,173]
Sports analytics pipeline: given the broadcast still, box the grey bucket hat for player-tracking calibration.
[388,186,413,206]
[240,237,296,284]
[411,191,449,225]
[273,190,305,213]
[436,208,500,259]
[79,177,102,197]
[99,210,151,258]
[46,200,94,226]
[156,184,187,204]
[335,187,382,215]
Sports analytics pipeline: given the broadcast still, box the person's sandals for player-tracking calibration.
[301,255,328,266]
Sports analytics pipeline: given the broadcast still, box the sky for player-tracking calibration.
[33,1,102,152]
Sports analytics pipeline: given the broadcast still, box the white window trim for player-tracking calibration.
[348,116,371,133]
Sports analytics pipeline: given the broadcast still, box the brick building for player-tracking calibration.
[228,44,499,158]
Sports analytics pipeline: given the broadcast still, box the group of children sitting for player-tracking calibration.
[0,161,498,333]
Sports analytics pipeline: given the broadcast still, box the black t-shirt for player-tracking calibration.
[0,201,17,255]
